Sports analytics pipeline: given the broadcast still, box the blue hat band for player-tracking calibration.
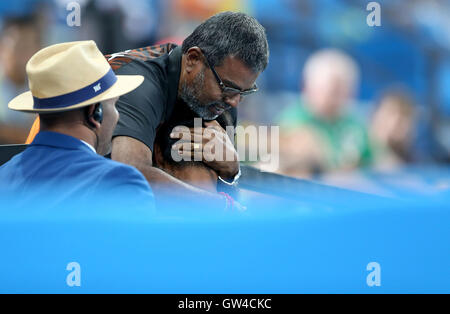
[33,69,118,109]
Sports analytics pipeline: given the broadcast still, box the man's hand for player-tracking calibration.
[170,120,240,180]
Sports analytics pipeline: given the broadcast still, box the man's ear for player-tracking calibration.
[85,104,101,130]
[184,47,204,74]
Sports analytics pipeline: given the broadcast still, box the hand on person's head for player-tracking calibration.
[170,120,239,179]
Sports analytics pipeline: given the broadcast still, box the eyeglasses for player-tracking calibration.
[200,50,259,98]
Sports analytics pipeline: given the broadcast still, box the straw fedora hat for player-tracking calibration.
[8,40,144,113]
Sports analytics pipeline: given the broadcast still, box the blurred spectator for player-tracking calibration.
[0,15,42,143]
[370,89,416,169]
[276,49,372,178]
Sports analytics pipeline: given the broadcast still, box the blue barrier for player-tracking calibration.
[0,189,448,294]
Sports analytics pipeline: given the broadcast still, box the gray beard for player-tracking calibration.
[179,70,230,121]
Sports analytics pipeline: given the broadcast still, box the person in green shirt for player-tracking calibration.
[277,49,372,178]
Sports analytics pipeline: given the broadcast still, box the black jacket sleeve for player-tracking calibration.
[112,61,167,152]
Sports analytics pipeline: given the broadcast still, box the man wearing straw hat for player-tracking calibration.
[0,41,155,207]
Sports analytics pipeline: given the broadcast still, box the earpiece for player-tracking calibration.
[86,103,103,128]
[92,103,103,124]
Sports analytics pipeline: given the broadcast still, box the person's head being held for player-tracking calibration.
[153,112,234,193]
[8,40,144,156]
[0,15,42,87]
[178,11,269,120]
[302,49,360,121]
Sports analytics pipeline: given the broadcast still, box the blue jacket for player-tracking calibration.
[0,131,155,210]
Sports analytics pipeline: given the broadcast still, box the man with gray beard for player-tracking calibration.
[108,12,269,207]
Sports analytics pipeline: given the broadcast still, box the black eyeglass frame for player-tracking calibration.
[199,49,259,98]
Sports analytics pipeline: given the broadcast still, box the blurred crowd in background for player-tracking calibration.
[0,0,449,185]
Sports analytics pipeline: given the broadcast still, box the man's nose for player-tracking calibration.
[224,94,242,108]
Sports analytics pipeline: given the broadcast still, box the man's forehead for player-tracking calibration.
[215,55,259,90]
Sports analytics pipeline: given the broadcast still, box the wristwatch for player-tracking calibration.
[218,167,241,186]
